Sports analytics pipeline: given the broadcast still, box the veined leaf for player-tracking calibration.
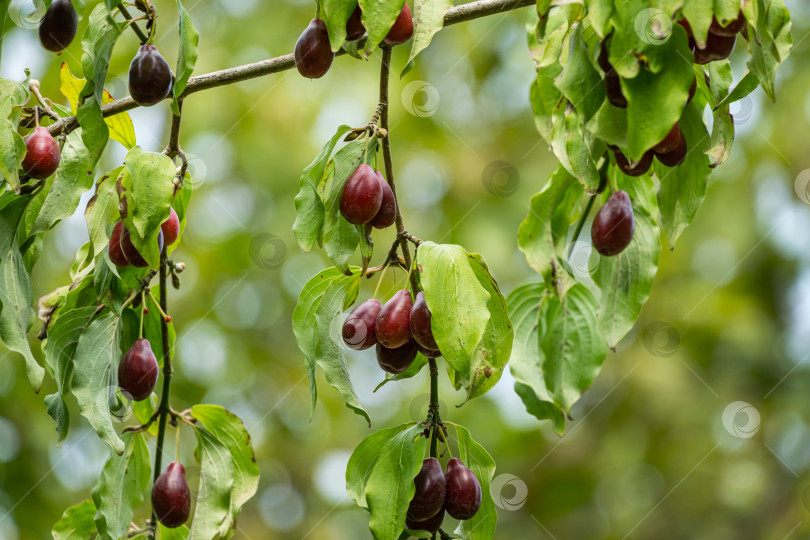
[451,424,497,540]
[403,0,452,76]
[52,500,97,540]
[189,427,235,540]
[172,0,200,114]
[346,424,413,509]
[360,0,406,57]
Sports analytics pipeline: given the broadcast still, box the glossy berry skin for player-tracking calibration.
[152,462,191,528]
[340,164,383,225]
[22,127,60,179]
[121,227,164,268]
[416,343,441,359]
[383,3,413,45]
[38,0,78,52]
[406,508,445,534]
[653,123,684,154]
[376,290,413,349]
[343,298,382,350]
[346,6,365,40]
[376,341,417,374]
[109,221,130,268]
[129,45,173,106]
[407,457,446,521]
[162,208,180,247]
[613,148,652,177]
[118,338,159,401]
[295,19,335,79]
[410,292,438,351]
[369,171,397,229]
[694,32,736,64]
[655,139,687,167]
[591,191,635,257]
[444,458,482,521]
[710,12,746,37]
[604,71,627,109]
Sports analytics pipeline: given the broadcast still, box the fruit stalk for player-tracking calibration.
[150,252,174,534]
[118,2,149,44]
[429,358,439,459]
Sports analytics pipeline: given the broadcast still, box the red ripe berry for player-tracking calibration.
[591,190,635,257]
[369,171,397,229]
[340,164,383,225]
[383,3,413,45]
[161,208,180,247]
[118,338,159,401]
[109,221,130,268]
[653,123,684,155]
[38,0,78,52]
[655,141,688,167]
[342,298,382,350]
[710,12,746,37]
[346,6,365,41]
[295,18,335,79]
[444,458,482,521]
[376,290,413,349]
[410,292,438,351]
[22,126,60,179]
[376,341,418,374]
[604,71,627,109]
[612,148,653,177]
[694,32,736,64]
[406,508,445,534]
[407,457,446,521]
[120,226,164,268]
[152,462,191,528]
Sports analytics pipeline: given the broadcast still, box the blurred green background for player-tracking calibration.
[2,1,810,538]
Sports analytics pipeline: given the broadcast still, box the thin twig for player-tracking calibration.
[118,2,149,44]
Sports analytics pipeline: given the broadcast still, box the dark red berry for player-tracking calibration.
[694,32,736,64]
[710,12,746,37]
[591,190,635,257]
[118,338,159,401]
[109,221,130,268]
[343,298,382,350]
[340,164,383,225]
[613,148,653,177]
[376,341,417,374]
[406,508,445,534]
[416,343,441,359]
[655,139,688,167]
[407,457,446,521]
[121,226,164,268]
[128,44,174,107]
[376,290,413,349]
[410,292,438,351]
[604,71,627,109]
[369,171,396,229]
[152,462,191,528]
[653,123,684,154]
[346,6,365,41]
[383,3,413,45]
[38,0,78,52]
[444,458,482,521]
[161,208,180,247]
[295,18,335,79]
[22,126,60,179]
[597,36,613,73]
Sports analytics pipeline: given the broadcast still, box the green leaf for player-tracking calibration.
[172,0,200,114]
[78,4,123,168]
[92,433,151,540]
[30,130,93,236]
[84,167,123,264]
[0,195,44,390]
[621,25,695,160]
[43,306,98,443]
[652,101,711,246]
[159,524,190,540]
[592,172,660,348]
[346,424,412,509]
[518,166,583,284]
[360,0,406,57]
[414,242,490,392]
[365,423,428,540]
[746,0,792,100]
[191,405,260,522]
[403,0,452,76]
[681,0,714,49]
[71,312,125,454]
[0,78,29,192]
[323,0,358,52]
[52,500,98,540]
[541,283,607,414]
[506,283,565,434]
[451,424,497,540]
[189,427,235,540]
[550,104,601,191]
[555,26,604,123]
[121,146,175,268]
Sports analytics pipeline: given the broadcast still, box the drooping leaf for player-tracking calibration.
[84,167,123,264]
[360,0,406,57]
[555,26,605,123]
[403,0,453,76]
[346,424,412,509]
[189,427,235,540]
[451,424,497,540]
[172,0,200,114]
[0,77,29,192]
[52,500,98,540]
[323,0,359,52]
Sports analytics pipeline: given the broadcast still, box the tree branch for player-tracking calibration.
[47,0,533,138]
